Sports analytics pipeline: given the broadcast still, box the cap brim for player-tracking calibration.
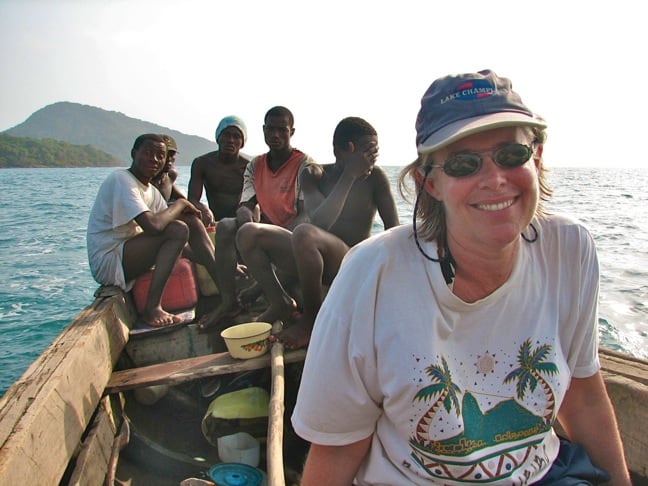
[417,112,547,154]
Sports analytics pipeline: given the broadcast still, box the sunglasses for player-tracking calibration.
[429,142,535,178]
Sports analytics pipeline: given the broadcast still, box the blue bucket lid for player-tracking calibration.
[208,463,263,486]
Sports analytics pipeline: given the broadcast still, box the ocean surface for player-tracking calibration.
[1,166,646,396]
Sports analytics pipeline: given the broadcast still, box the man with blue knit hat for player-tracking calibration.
[188,116,253,325]
[188,115,250,221]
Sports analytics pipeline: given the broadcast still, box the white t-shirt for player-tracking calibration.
[292,214,600,485]
[86,169,167,290]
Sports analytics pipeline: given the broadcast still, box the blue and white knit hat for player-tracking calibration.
[215,115,247,147]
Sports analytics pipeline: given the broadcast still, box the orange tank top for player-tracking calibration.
[253,150,306,227]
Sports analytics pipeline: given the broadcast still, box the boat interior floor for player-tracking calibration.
[116,362,309,485]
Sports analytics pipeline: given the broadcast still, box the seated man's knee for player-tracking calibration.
[292,223,320,248]
[235,222,261,253]
[216,217,238,244]
[164,220,190,243]
[183,213,203,231]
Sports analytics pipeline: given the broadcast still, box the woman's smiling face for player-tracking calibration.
[424,126,541,251]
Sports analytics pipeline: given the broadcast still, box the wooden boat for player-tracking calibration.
[1,286,647,485]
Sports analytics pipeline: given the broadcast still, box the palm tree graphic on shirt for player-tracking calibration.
[413,356,462,443]
[504,338,559,424]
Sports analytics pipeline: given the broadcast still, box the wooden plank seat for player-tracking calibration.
[105,348,306,394]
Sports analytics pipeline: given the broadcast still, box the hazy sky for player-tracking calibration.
[1,0,645,167]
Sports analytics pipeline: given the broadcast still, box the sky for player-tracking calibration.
[1,0,646,168]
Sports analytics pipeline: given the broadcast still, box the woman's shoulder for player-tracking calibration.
[332,225,419,297]
[538,212,591,233]
[536,213,596,250]
[345,225,414,264]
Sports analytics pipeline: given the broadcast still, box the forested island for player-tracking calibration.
[0,134,123,168]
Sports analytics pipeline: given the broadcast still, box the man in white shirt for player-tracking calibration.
[87,133,218,327]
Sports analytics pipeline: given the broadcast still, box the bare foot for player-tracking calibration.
[197,303,242,331]
[269,321,312,349]
[141,307,182,327]
[254,299,301,325]
[238,282,263,308]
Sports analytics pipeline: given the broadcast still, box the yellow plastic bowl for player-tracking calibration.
[221,322,272,359]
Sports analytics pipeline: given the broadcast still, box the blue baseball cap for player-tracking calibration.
[415,70,546,154]
[215,115,247,147]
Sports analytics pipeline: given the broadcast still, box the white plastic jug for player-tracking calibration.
[217,432,260,467]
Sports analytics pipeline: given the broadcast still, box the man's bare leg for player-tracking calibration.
[236,222,299,324]
[197,217,243,330]
[123,221,189,327]
[272,224,349,349]
[238,280,263,308]
[182,213,221,279]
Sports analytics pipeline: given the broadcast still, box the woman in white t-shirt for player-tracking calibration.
[291,70,630,485]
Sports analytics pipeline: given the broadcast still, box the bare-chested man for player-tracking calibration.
[188,116,249,221]
[87,134,225,327]
[237,117,400,348]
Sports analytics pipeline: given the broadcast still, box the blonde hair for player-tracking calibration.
[398,126,552,243]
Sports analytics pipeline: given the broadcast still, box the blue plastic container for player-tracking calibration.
[208,463,263,486]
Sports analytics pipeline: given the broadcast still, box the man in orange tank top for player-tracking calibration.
[197,106,315,330]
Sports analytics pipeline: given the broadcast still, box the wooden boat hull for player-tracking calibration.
[1,288,647,484]
[597,347,648,483]
[0,287,132,485]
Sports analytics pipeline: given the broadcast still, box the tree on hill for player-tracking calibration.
[3,101,218,165]
[0,133,123,168]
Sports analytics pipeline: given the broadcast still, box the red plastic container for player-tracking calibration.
[132,257,198,313]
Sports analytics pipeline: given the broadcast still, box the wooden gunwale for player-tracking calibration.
[0,290,131,485]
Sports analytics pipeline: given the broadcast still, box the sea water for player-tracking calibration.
[1,166,646,396]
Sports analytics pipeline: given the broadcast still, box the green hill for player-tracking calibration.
[3,101,217,166]
[0,133,123,168]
